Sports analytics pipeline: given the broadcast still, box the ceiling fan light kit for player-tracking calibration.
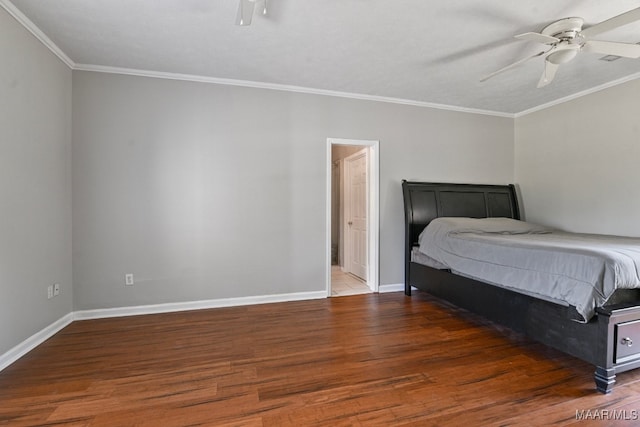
[546,46,579,65]
[482,7,640,88]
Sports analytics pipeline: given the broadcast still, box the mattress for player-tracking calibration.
[417,217,640,322]
[411,247,449,270]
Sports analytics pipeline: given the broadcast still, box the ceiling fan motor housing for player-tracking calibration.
[542,17,585,64]
[541,17,585,43]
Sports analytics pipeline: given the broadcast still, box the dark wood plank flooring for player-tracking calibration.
[2,292,640,426]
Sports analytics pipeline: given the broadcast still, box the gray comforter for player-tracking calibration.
[418,217,640,322]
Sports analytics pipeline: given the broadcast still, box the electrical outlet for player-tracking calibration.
[125,273,134,286]
[53,283,60,296]
[47,285,53,299]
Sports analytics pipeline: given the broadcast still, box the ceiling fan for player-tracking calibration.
[236,0,267,26]
[481,7,640,87]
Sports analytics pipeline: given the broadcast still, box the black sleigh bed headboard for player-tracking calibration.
[401,181,520,289]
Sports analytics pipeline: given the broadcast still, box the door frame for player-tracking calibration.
[326,138,379,296]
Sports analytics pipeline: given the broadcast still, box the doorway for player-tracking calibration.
[326,138,379,297]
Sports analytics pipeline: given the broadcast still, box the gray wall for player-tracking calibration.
[0,9,72,355]
[72,71,514,310]
[6,0,640,360]
[515,79,640,236]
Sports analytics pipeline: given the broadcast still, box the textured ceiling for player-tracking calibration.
[4,0,640,115]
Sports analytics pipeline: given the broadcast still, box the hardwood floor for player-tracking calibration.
[2,291,640,426]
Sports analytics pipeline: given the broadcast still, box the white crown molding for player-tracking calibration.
[515,71,640,117]
[0,312,74,372]
[0,0,75,68]
[0,0,512,120]
[74,63,515,118]
[8,0,639,120]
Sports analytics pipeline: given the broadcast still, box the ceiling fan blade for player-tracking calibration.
[580,7,640,38]
[480,49,549,82]
[235,0,256,26]
[537,60,559,88]
[583,40,640,58]
[515,32,560,44]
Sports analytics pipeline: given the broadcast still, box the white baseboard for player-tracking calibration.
[0,291,325,372]
[378,283,405,293]
[73,290,327,320]
[3,287,412,373]
[0,312,74,372]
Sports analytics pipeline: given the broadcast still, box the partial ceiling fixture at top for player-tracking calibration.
[236,0,267,26]
[481,6,640,88]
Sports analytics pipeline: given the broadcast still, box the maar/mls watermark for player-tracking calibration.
[576,409,639,421]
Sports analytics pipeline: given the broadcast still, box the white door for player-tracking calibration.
[345,149,368,280]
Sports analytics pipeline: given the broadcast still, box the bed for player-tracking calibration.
[402,181,640,393]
